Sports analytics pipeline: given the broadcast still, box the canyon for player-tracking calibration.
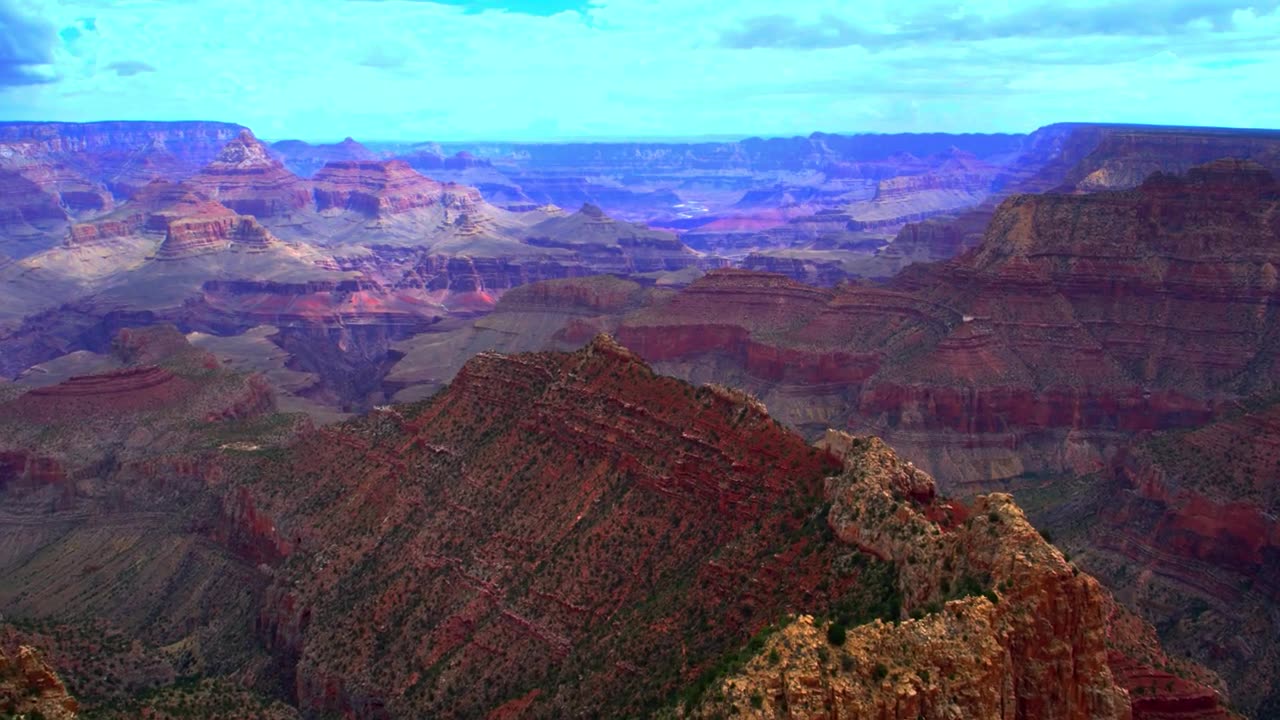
[2,119,1280,717]
[0,331,1229,718]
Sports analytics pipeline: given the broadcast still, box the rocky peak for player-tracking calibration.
[579,202,607,218]
[690,429,1234,719]
[212,129,276,168]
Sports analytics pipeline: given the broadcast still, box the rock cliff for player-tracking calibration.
[311,159,455,217]
[0,645,79,719]
[616,161,1280,485]
[186,130,311,218]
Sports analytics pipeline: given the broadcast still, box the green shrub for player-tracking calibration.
[826,622,847,646]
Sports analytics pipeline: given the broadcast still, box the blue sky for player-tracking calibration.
[2,0,1279,141]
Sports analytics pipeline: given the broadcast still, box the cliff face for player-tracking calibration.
[689,433,1127,720]
[0,120,247,200]
[0,332,1226,718]
[1065,130,1280,192]
[217,338,1202,718]
[1017,398,1280,715]
[615,161,1280,485]
[186,130,312,218]
[692,433,1234,720]
[311,159,449,216]
[0,645,79,720]
[842,153,1000,228]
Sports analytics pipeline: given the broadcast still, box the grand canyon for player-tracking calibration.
[3,1,1280,718]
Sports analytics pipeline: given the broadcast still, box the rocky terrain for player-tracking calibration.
[0,644,79,719]
[185,130,314,219]
[0,333,1228,717]
[841,123,1280,283]
[2,120,1280,717]
[1014,396,1280,716]
[0,121,247,256]
[602,160,1280,490]
[0,126,712,415]
[689,433,1233,720]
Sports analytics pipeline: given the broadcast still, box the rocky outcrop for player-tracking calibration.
[157,214,282,258]
[691,431,1231,719]
[0,645,79,719]
[843,152,999,228]
[311,160,449,216]
[218,339,1208,718]
[195,279,445,329]
[0,326,273,431]
[0,120,247,200]
[250,336,845,717]
[6,366,192,423]
[1066,129,1280,192]
[1015,399,1280,715]
[0,141,112,216]
[186,130,311,218]
[522,203,705,273]
[871,206,994,273]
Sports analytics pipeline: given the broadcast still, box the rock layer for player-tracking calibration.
[615,161,1280,485]
[186,130,311,218]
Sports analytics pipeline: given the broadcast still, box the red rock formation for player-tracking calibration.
[64,179,239,250]
[613,161,1280,486]
[688,432,1234,720]
[186,130,311,218]
[1102,597,1234,720]
[0,166,68,237]
[157,214,282,258]
[847,152,998,228]
[211,339,1209,718]
[311,160,448,216]
[0,141,112,219]
[0,645,79,719]
[195,279,445,329]
[0,330,1224,718]
[5,367,193,422]
[1065,129,1280,192]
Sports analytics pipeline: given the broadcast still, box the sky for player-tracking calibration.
[2,0,1279,141]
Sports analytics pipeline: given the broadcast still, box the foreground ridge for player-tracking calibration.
[0,333,1230,718]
